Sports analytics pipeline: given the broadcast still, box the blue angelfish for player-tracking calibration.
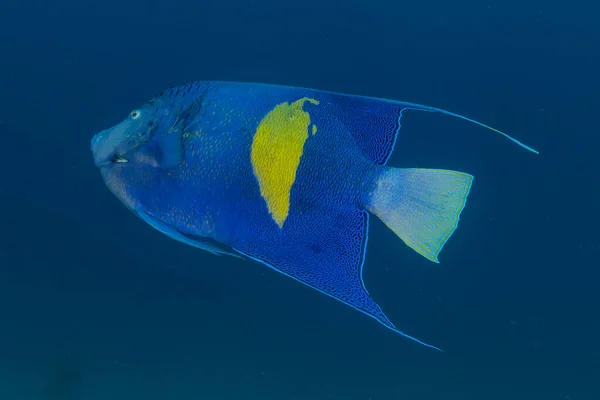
[91,81,537,350]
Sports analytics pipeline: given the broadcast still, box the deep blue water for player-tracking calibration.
[1,0,598,399]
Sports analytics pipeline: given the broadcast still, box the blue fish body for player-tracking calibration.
[92,81,537,350]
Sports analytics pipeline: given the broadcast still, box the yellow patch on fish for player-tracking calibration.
[251,97,320,227]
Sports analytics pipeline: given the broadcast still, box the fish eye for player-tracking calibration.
[130,110,141,119]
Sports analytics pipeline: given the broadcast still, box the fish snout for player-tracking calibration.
[91,123,132,167]
[91,130,115,167]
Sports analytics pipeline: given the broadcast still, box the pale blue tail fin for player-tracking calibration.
[366,168,473,262]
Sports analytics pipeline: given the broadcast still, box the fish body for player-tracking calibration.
[92,81,536,350]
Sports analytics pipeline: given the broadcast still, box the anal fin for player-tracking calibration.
[235,206,441,350]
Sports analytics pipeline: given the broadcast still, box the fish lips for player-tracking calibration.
[91,120,137,167]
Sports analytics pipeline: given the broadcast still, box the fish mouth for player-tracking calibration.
[91,123,131,167]
[109,154,129,164]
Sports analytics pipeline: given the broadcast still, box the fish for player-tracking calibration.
[91,81,538,351]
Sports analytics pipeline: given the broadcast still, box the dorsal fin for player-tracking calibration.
[152,81,539,159]
[324,93,405,164]
[381,97,540,154]
[304,89,539,164]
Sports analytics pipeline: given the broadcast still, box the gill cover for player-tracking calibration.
[140,88,211,170]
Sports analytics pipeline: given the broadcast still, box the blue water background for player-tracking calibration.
[0,0,598,398]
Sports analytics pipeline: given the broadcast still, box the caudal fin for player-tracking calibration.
[366,168,473,262]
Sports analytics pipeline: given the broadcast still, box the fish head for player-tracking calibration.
[91,103,162,167]
[91,99,174,210]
